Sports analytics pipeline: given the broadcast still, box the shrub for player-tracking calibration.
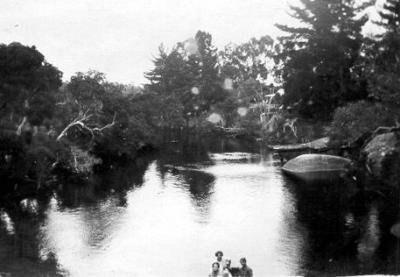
[328,101,397,145]
[0,130,28,190]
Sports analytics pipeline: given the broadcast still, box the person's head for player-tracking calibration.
[212,262,220,272]
[215,250,223,261]
[240,257,247,267]
[224,259,231,269]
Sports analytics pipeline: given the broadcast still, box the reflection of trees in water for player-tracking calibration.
[50,155,154,250]
[0,154,155,276]
[157,135,221,222]
[180,169,215,220]
[157,134,259,171]
[74,197,127,249]
[158,165,216,223]
[156,135,260,223]
[55,155,154,209]
[156,135,212,184]
[294,183,352,275]
[158,136,211,166]
[0,199,63,276]
[285,176,400,275]
[205,136,259,153]
[369,188,400,274]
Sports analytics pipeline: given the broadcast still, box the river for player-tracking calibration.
[1,137,400,276]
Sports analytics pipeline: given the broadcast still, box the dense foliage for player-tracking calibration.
[275,0,372,118]
[145,31,230,128]
[328,101,396,145]
[0,43,62,126]
[2,0,400,199]
[328,0,400,144]
[145,31,278,132]
[363,0,400,107]
[0,44,160,197]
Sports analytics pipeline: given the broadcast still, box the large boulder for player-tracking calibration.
[362,131,400,182]
[282,153,351,183]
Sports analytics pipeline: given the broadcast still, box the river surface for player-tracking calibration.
[1,138,400,276]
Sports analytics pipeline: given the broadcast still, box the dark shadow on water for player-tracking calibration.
[3,134,400,276]
[171,168,216,222]
[0,197,64,276]
[0,154,155,276]
[156,136,221,222]
[282,174,400,276]
[55,154,155,209]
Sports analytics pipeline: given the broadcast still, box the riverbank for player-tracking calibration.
[1,136,400,275]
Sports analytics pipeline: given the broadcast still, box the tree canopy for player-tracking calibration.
[0,42,62,126]
[363,0,400,107]
[275,0,372,118]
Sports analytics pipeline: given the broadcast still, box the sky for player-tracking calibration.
[0,0,383,85]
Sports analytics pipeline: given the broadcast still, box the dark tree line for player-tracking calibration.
[145,31,229,128]
[275,0,372,118]
[145,31,277,133]
[0,44,160,197]
[1,0,399,198]
[327,0,400,143]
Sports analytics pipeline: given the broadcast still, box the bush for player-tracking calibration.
[328,101,397,145]
[0,131,28,189]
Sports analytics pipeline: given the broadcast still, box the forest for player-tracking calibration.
[1,0,399,203]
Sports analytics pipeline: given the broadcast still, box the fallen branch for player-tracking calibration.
[56,110,93,141]
[371,126,400,137]
[93,112,117,133]
[56,111,117,142]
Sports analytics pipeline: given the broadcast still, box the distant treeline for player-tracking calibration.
[144,0,400,143]
[0,0,399,197]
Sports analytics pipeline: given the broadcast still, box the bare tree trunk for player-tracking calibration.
[16,116,27,136]
[57,111,116,142]
[339,66,345,99]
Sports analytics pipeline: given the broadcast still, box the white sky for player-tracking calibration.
[0,0,383,85]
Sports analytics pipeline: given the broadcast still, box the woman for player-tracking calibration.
[221,259,232,277]
[209,262,221,277]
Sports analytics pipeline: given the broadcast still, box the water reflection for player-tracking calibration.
[1,137,400,276]
[55,156,153,209]
[171,168,215,222]
[0,199,63,276]
[357,205,380,272]
[39,146,307,276]
[284,174,400,276]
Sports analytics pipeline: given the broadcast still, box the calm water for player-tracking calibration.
[1,138,400,276]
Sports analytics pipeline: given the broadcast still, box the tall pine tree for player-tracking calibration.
[364,0,400,106]
[376,0,400,33]
[275,0,372,118]
[194,31,228,112]
[145,31,227,126]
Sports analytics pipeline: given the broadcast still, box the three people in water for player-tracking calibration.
[209,251,253,277]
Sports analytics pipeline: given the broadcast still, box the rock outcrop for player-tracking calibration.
[362,130,400,184]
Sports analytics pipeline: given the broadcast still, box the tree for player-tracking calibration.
[217,36,278,128]
[218,36,276,106]
[375,0,400,33]
[219,35,275,86]
[0,43,64,190]
[57,71,161,165]
[146,31,228,127]
[66,70,106,112]
[145,45,198,125]
[0,42,62,130]
[275,0,372,118]
[363,0,400,108]
[194,31,228,112]
[56,71,122,146]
